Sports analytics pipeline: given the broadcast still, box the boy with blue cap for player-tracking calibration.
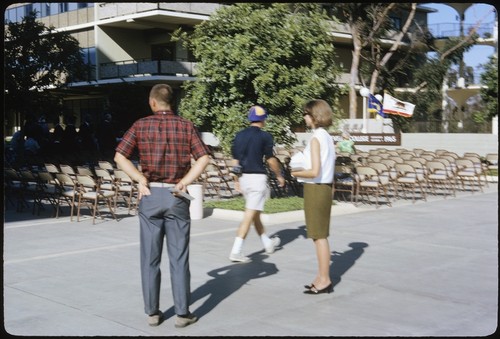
[229,105,285,262]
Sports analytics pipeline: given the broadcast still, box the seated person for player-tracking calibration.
[336,132,356,154]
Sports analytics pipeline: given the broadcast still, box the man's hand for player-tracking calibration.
[137,180,151,200]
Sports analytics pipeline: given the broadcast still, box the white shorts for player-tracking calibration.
[239,173,270,211]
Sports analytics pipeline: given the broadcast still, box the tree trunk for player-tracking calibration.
[349,26,362,119]
[369,3,417,93]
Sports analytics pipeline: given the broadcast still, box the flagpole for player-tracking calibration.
[375,94,384,133]
[360,87,370,133]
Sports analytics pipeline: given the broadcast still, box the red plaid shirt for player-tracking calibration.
[116,111,211,183]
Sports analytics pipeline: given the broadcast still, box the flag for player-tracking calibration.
[382,92,415,118]
[368,94,386,118]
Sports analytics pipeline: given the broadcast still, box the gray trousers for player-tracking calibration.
[138,187,191,316]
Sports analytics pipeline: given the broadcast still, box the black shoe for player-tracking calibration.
[303,283,333,295]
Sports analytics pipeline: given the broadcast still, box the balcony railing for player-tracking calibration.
[426,22,496,40]
[408,118,492,133]
[99,59,197,79]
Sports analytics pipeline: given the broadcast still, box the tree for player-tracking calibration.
[329,3,418,119]
[410,24,478,132]
[329,3,483,133]
[4,11,87,121]
[475,54,498,122]
[173,3,343,153]
[365,4,418,93]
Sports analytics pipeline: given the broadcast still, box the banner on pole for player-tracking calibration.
[368,94,386,118]
[382,93,415,117]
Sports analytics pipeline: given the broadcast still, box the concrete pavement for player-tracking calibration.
[3,183,498,336]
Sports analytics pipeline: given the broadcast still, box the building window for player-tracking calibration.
[5,3,94,23]
[152,43,176,61]
[5,5,24,23]
[59,3,69,13]
[41,3,50,16]
[82,47,96,66]
[49,3,59,16]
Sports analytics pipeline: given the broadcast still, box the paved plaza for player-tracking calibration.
[3,182,498,336]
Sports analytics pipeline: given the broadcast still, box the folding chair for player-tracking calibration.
[455,158,483,193]
[334,156,356,202]
[76,174,117,224]
[54,172,79,221]
[77,166,95,177]
[98,160,115,174]
[368,161,398,198]
[19,169,44,215]
[60,164,77,178]
[463,154,489,188]
[94,167,119,207]
[354,165,392,208]
[44,163,60,175]
[4,168,28,212]
[425,160,456,198]
[113,169,138,214]
[202,159,237,199]
[37,171,60,216]
[394,163,427,203]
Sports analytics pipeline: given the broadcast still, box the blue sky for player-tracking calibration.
[425,3,497,74]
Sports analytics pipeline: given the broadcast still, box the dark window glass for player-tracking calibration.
[151,43,176,61]
[59,3,68,13]
[82,47,96,65]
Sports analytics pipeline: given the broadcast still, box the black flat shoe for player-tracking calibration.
[303,283,333,295]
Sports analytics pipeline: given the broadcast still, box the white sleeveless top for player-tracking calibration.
[301,127,336,184]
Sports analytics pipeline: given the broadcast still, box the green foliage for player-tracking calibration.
[486,168,498,177]
[476,55,498,122]
[204,196,316,214]
[4,11,87,118]
[173,3,343,153]
[392,35,477,131]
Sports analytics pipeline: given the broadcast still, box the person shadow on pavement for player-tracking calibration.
[330,242,369,287]
[265,226,368,290]
[161,253,278,320]
[270,225,307,247]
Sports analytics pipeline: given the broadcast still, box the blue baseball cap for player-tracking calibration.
[247,105,268,122]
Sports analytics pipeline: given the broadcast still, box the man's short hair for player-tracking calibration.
[150,84,174,106]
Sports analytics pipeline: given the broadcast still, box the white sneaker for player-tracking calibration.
[229,252,251,263]
[265,237,281,254]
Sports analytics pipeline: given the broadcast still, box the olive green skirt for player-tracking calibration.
[303,183,333,239]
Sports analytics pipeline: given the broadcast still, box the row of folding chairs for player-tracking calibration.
[51,162,138,218]
[203,153,303,199]
[5,162,137,224]
[333,150,495,208]
[198,155,240,199]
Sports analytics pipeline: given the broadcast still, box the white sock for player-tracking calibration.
[260,234,272,247]
[231,237,244,254]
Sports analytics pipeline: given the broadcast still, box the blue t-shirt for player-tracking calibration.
[231,126,274,174]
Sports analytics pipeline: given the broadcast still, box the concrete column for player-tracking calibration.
[187,184,204,220]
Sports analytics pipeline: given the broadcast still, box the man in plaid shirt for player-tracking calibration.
[114,84,210,328]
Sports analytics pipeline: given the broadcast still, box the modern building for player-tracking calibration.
[3,2,497,137]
